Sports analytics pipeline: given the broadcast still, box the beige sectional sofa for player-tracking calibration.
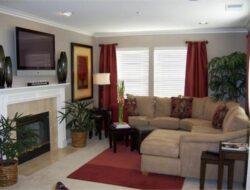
[127,95,249,182]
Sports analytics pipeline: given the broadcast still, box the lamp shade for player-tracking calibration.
[93,73,110,85]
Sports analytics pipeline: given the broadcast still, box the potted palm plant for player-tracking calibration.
[0,113,37,187]
[208,51,246,102]
[58,100,94,147]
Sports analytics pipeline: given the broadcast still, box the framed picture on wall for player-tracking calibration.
[71,43,93,101]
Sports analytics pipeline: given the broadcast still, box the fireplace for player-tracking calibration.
[16,112,50,164]
[0,83,68,151]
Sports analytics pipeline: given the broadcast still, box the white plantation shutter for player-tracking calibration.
[154,47,187,97]
[117,48,149,96]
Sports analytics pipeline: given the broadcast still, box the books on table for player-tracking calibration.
[113,122,130,129]
[221,142,248,151]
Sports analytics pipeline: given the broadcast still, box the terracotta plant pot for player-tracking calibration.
[0,160,18,187]
[71,131,87,147]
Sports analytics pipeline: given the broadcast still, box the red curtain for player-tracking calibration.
[246,33,250,116]
[184,41,208,97]
[99,43,118,122]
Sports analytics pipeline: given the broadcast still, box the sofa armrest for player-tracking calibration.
[180,129,249,143]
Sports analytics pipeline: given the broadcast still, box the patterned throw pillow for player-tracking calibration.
[170,97,193,119]
[125,98,139,116]
[212,104,229,129]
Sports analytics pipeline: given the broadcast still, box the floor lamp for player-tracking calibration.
[93,73,111,138]
[93,73,111,109]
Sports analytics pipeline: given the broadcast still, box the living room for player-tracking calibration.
[0,0,250,190]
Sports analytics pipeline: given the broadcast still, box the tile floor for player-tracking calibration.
[1,135,244,190]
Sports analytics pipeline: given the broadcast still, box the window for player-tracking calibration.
[117,48,149,96]
[116,47,187,97]
[154,48,187,97]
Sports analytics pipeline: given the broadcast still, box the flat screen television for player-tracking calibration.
[16,27,55,76]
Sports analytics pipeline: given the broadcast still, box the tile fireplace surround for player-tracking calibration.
[0,83,70,150]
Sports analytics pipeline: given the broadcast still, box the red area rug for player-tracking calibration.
[68,144,184,189]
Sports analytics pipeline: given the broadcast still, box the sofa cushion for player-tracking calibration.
[203,97,223,120]
[191,125,222,134]
[125,98,139,116]
[149,117,180,130]
[141,129,188,158]
[192,97,206,119]
[128,116,150,126]
[127,95,155,117]
[180,118,212,131]
[223,106,249,132]
[212,104,229,129]
[155,97,171,117]
[170,97,193,119]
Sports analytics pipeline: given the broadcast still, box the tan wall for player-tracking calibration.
[0,13,94,100]
[95,32,247,62]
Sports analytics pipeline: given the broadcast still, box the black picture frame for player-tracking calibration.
[71,43,93,101]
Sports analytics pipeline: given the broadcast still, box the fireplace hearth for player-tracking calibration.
[16,112,50,164]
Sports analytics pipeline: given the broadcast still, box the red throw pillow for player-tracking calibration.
[125,98,139,116]
[170,97,193,119]
[212,104,229,129]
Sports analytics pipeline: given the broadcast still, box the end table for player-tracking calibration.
[108,124,136,153]
[217,142,248,190]
[90,108,112,139]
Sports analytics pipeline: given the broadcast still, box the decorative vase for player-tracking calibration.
[57,51,67,83]
[4,56,13,88]
[118,81,125,123]
[118,104,124,123]
[0,45,5,88]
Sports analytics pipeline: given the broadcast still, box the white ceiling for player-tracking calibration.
[0,0,249,37]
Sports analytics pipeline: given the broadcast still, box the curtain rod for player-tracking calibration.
[99,43,118,47]
[185,41,208,44]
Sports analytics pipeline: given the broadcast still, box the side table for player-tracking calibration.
[108,124,136,153]
[200,151,235,190]
[89,114,103,140]
[217,142,248,190]
[90,108,112,139]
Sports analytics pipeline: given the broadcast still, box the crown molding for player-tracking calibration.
[0,5,248,38]
[94,28,248,38]
[0,5,92,36]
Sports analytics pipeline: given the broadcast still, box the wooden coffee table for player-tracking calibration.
[108,124,136,153]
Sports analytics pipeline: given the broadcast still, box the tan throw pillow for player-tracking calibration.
[170,97,193,119]
[155,97,171,117]
[134,96,155,117]
[212,104,229,129]
[192,97,206,119]
[125,98,139,116]
[126,94,155,117]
